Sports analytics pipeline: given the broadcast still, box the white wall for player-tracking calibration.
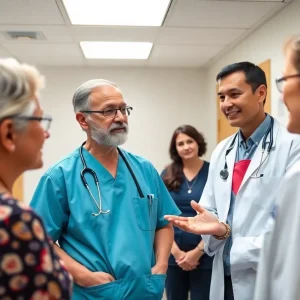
[24,67,206,204]
[24,0,300,204]
[204,0,300,156]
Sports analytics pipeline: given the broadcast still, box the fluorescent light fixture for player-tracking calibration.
[80,42,153,59]
[63,0,171,26]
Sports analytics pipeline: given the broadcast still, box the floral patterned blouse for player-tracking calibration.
[0,193,72,299]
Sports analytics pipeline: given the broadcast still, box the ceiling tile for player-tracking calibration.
[149,44,223,67]
[156,27,246,46]
[0,0,65,25]
[3,43,84,65]
[166,0,281,28]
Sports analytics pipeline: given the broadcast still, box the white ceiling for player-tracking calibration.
[0,0,291,68]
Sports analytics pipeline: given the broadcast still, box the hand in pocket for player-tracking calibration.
[77,271,115,288]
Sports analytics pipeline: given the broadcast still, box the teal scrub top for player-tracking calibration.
[30,147,181,300]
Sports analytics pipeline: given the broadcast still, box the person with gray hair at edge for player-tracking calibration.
[30,78,181,299]
[0,58,72,299]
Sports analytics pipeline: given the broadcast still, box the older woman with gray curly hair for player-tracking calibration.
[0,58,72,299]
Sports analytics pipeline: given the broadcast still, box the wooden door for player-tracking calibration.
[216,59,271,143]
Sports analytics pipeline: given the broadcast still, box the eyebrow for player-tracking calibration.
[217,88,242,96]
[99,102,127,109]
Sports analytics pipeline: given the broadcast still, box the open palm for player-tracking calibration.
[165,200,221,235]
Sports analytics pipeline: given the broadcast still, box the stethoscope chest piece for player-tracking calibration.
[220,169,229,180]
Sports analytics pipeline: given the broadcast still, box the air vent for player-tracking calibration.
[3,31,46,41]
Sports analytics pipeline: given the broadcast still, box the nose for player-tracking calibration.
[221,98,233,110]
[114,109,126,122]
[44,131,50,139]
[183,143,189,150]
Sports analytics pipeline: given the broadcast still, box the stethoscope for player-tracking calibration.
[220,116,274,180]
[79,142,144,216]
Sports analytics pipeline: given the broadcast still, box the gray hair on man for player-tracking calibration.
[0,58,45,130]
[72,79,120,113]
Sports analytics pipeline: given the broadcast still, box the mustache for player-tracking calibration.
[109,122,128,132]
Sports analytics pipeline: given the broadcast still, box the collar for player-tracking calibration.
[238,114,271,148]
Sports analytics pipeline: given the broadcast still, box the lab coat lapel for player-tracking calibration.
[223,136,238,209]
[238,120,279,193]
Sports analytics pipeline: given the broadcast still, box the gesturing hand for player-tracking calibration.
[165,200,225,236]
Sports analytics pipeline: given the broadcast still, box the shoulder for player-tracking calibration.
[275,119,297,141]
[0,194,46,235]
[210,133,236,159]
[119,148,155,170]
[44,148,80,177]
[274,119,300,148]
[160,165,171,178]
[202,160,210,171]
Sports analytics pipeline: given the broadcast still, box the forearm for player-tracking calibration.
[154,223,174,267]
[54,244,89,285]
[202,222,228,255]
[195,240,205,252]
[171,241,181,257]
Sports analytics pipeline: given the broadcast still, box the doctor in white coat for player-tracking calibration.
[165,62,300,300]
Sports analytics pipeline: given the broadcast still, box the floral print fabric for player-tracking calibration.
[0,193,72,299]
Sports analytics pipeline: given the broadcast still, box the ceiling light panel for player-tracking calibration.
[63,0,171,26]
[80,42,153,59]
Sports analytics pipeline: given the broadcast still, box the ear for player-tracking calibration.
[256,85,267,105]
[0,119,17,152]
[75,113,89,131]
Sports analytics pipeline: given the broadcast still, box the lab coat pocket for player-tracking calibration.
[73,280,123,300]
[252,176,281,211]
[133,197,158,231]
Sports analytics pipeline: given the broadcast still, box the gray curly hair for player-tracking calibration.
[285,35,300,73]
[0,58,45,130]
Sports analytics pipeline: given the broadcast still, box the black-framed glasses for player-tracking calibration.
[0,114,52,131]
[81,106,133,118]
[276,74,300,93]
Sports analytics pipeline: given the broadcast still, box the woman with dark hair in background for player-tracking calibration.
[162,125,213,300]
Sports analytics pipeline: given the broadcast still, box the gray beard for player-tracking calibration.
[90,124,128,147]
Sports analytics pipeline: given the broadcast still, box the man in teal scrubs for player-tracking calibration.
[30,79,181,299]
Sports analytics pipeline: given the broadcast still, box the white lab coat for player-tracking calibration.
[254,160,300,300]
[200,119,300,300]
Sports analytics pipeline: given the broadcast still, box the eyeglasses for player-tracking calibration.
[276,74,300,93]
[81,106,133,118]
[0,114,53,131]
[14,114,52,131]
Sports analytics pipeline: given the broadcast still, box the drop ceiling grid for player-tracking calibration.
[0,0,289,67]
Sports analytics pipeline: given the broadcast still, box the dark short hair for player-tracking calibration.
[216,62,267,104]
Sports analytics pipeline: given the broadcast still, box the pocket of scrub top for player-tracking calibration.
[133,197,158,231]
[73,280,123,300]
[148,274,167,299]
